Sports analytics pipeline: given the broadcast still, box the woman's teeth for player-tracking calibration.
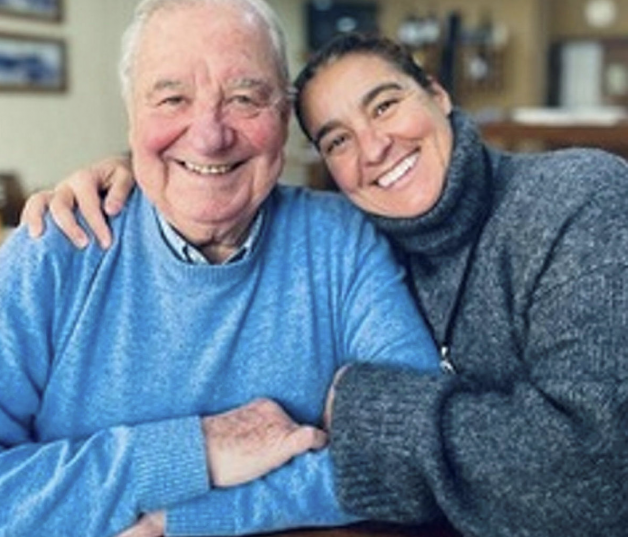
[377,153,418,188]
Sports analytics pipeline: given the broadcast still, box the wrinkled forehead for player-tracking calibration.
[133,2,284,90]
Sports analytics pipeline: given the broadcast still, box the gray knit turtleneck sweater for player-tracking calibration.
[331,109,628,537]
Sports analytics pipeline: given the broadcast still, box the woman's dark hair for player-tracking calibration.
[293,32,435,142]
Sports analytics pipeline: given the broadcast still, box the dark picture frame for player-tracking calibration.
[0,0,63,23]
[0,32,66,92]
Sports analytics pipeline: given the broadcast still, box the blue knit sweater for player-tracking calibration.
[0,185,440,537]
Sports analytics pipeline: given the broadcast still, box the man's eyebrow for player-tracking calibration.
[146,79,185,98]
[228,77,266,87]
[312,82,405,147]
[226,77,276,93]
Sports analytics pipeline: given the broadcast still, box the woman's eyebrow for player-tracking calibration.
[313,120,342,148]
[360,82,404,108]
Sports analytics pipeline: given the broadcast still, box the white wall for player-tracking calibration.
[0,1,137,193]
[268,0,313,186]
[0,0,311,194]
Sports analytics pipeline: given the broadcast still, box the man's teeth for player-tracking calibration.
[377,153,418,188]
[184,161,234,175]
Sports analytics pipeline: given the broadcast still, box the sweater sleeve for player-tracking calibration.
[331,203,628,534]
[166,448,360,536]
[336,203,442,375]
[332,293,628,537]
[0,230,209,537]
[0,417,209,537]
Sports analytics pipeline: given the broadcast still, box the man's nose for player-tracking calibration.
[187,103,236,153]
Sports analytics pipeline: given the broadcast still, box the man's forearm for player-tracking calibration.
[166,448,360,536]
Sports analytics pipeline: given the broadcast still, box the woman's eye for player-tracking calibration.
[323,134,349,156]
[374,98,399,117]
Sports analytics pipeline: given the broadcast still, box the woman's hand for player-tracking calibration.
[324,365,350,430]
[20,155,135,249]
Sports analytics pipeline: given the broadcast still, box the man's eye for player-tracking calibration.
[159,95,185,107]
[225,92,274,119]
[228,93,264,110]
[232,94,256,105]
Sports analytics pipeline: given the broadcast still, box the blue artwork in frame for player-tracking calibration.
[0,32,66,92]
[0,0,63,23]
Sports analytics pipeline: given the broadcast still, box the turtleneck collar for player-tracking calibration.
[367,108,492,258]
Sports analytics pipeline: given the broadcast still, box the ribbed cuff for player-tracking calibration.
[167,490,237,536]
[330,363,444,522]
[131,416,209,512]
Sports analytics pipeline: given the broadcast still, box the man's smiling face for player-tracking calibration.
[127,1,289,246]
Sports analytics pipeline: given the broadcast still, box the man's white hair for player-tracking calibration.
[118,0,290,102]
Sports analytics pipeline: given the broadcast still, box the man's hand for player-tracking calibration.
[203,398,328,487]
[20,155,135,249]
[116,511,165,537]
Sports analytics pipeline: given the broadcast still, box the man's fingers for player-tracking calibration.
[203,398,329,487]
[20,190,54,238]
[286,425,328,455]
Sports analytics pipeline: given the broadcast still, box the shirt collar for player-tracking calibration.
[156,209,264,265]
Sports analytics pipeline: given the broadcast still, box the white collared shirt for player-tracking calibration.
[156,209,264,265]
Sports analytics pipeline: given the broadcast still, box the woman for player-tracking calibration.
[22,33,628,536]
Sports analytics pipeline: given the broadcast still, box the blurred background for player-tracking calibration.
[2,0,628,226]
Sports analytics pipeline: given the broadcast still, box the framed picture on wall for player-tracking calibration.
[0,0,63,23]
[0,32,66,92]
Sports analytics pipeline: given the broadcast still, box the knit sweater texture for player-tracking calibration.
[331,109,628,537]
[0,185,440,537]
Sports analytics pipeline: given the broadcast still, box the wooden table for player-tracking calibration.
[268,521,462,537]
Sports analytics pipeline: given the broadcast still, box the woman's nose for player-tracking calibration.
[357,126,392,165]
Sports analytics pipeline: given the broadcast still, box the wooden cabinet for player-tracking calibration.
[480,119,628,159]
[0,173,25,228]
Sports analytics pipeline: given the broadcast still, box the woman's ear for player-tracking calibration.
[429,79,453,116]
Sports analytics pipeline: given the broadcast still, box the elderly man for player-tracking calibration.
[0,0,440,536]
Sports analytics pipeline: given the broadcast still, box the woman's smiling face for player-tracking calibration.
[300,53,453,218]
